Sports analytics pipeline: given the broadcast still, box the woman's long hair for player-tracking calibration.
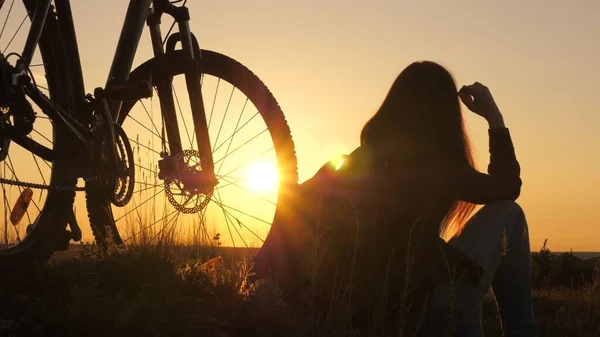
[360,61,475,235]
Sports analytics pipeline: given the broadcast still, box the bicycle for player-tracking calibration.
[0,0,298,267]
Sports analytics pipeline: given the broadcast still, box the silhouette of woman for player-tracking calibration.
[256,61,539,337]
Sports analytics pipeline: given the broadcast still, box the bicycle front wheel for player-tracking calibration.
[86,50,298,254]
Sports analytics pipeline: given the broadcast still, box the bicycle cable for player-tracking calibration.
[161,0,188,47]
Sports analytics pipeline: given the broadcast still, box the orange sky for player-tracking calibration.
[5,0,599,251]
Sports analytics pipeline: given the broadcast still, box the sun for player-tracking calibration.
[246,161,279,193]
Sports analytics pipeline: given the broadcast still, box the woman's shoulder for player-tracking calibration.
[344,145,382,171]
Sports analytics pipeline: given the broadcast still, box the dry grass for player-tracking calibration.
[0,210,599,336]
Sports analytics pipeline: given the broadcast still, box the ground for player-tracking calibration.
[0,243,598,336]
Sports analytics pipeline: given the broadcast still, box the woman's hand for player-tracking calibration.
[459,82,505,128]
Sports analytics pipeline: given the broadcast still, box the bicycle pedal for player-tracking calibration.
[104,80,153,101]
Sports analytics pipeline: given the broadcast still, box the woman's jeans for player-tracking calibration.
[425,201,539,337]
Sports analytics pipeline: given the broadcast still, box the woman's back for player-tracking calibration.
[316,145,461,330]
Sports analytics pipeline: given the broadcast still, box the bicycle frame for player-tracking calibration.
[16,0,214,177]
[104,0,154,116]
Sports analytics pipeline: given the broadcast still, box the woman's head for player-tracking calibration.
[360,61,475,234]
[361,61,470,163]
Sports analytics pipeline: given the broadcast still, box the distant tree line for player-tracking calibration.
[531,239,600,289]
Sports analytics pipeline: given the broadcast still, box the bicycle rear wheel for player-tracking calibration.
[0,1,78,268]
[86,50,298,254]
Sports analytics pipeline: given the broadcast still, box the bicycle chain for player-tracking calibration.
[0,177,85,191]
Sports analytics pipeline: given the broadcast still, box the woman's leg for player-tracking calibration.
[454,304,484,337]
[425,200,538,337]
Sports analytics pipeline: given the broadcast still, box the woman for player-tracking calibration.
[255,61,538,336]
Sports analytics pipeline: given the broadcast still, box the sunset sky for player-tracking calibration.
[8,0,598,251]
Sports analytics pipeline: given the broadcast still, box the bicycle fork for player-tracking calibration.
[147,3,217,191]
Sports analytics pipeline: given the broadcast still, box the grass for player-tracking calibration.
[0,241,599,336]
[1,204,599,337]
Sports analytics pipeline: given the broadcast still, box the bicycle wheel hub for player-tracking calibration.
[162,149,216,213]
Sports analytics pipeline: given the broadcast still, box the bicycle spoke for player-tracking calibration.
[221,193,256,251]
[172,87,193,149]
[206,78,220,130]
[31,128,52,145]
[212,111,260,154]
[124,207,179,242]
[3,189,21,244]
[217,98,248,176]
[124,191,194,242]
[197,212,211,245]
[133,184,163,196]
[211,86,235,153]
[0,0,14,43]
[134,163,159,177]
[149,208,181,243]
[135,180,162,189]
[29,142,47,203]
[218,175,276,206]
[200,201,209,234]
[211,198,270,226]
[213,192,237,248]
[213,128,269,167]
[6,155,34,226]
[219,146,274,179]
[129,137,161,155]
[213,176,245,191]
[2,163,10,247]
[3,13,26,53]
[115,187,165,222]
[28,134,52,170]
[6,154,40,214]
[139,99,162,138]
[127,115,169,146]
[214,175,246,185]
[214,190,240,248]
[212,198,265,244]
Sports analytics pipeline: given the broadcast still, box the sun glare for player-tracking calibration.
[246,161,279,193]
[331,156,346,170]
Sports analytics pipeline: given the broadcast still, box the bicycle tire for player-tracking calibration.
[86,49,298,248]
[0,1,78,269]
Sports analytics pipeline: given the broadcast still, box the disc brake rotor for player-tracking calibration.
[164,149,213,214]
